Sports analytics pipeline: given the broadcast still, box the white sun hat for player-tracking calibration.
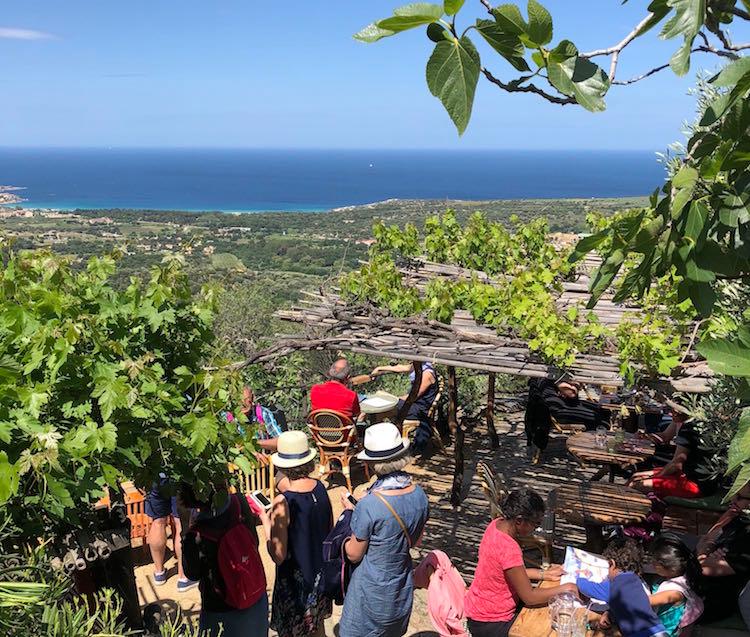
[357,421,410,461]
[360,391,400,415]
[271,431,317,468]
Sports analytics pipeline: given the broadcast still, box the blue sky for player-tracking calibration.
[0,1,745,150]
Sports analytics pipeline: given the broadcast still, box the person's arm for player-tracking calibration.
[257,438,278,452]
[342,493,371,564]
[414,370,435,399]
[267,495,289,565]
[526,565,565,582]
[649,444,689,478]
[643,418,678,445]
[701,548,737,577]
[649,589,684,607]
[576,577,611,603]
[344,535,369,563]
[505,566,578,607]
[371,364,412,376]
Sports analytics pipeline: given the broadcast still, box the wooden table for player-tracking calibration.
[553,482,653,552]
[509,580,618,637]
[567,431,655,482]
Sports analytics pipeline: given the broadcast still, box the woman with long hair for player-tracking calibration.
[646,534,704,635]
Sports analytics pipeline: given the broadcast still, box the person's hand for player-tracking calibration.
[340,491,355,511]
[559,582,579,598]
[371,367,384,377]
[543,565,565,581]
[256,505,271,526]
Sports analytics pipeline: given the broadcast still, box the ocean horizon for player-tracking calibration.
[0,148,665,213]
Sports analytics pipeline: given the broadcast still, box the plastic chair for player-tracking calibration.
[308,409,368,492]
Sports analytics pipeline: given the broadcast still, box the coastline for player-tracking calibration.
[5,194,649,216]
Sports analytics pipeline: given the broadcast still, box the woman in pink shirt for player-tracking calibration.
[465,488,576,637]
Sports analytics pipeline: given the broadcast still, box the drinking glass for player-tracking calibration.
[550,593,576,633]
[595,426,607,449]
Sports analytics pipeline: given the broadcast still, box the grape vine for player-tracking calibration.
[341,210,694,383]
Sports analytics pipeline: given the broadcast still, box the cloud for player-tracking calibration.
[0,27,54,41]
[103,73,147,78]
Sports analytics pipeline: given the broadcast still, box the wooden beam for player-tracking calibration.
[448,366,464,506]
[487,372,499,449]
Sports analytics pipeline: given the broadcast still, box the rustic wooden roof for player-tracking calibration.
[276,257,713,393]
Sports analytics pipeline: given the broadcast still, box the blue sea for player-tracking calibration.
[0,148,664,212]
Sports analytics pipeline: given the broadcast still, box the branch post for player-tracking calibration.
[487,372,499,449]
[448,366,464,507]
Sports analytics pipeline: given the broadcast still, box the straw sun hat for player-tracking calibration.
[359,391,400,415]
[271,431,317,468]
[357,422,410,462]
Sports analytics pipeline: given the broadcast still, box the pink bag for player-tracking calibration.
[414,550,468,637]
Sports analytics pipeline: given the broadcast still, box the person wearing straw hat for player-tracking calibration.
[339,422,430,637]
[268,431,333,637]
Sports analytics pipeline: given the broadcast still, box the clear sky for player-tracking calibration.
[1,1,746,150]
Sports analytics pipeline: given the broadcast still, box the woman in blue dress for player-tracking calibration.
[340,422,430,637]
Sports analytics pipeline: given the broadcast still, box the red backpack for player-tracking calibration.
[194,494,266,609]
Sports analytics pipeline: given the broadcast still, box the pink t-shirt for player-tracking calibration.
[464,521,524,622]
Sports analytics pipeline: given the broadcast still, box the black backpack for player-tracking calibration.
[321,509,357,604]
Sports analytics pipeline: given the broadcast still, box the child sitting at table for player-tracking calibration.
[646,534,704,636]
[577,538,668,637]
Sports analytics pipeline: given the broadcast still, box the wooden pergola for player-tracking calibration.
[267,256,714,505]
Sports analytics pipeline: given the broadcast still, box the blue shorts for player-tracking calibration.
[145,479,179,520]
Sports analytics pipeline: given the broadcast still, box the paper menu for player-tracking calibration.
[560,546,609,585]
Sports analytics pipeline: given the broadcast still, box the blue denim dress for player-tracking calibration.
[339,486,430,637]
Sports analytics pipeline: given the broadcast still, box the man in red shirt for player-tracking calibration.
[310,358,361,421]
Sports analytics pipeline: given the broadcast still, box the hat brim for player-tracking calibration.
[271,448,317,469]
[357,438,410,462]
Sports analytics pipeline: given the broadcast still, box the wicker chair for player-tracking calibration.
[308,409,367,492]
[401,376,446,451]
[477,461,552,567]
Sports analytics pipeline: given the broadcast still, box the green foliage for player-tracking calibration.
[355,0,750,496]
[682,378,747,500]
[355,0,614,130]
[426,36,481,134]
[343,211,690,376]
[0,243,251,536]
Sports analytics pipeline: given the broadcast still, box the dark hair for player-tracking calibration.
[648,534,705,597]
[284,459,316,481]
[603,537,644,575]
[500,488,545,522]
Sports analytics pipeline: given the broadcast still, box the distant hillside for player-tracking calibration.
[0,196,645,282]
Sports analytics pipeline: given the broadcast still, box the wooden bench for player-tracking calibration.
[662,493,725,536]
